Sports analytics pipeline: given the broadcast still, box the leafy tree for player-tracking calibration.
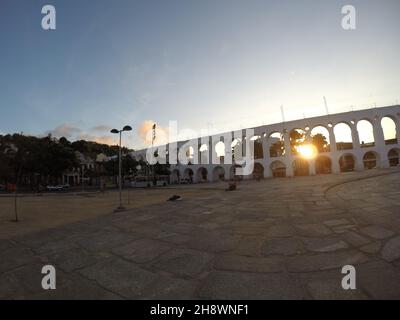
[312,133,329,152]
[290,130,305,153]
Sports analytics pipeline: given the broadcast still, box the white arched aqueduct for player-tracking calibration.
[132,105,400,183]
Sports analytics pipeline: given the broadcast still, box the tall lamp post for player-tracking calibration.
[111,125,132,212]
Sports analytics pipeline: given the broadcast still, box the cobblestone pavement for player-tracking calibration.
[1,168,400,299]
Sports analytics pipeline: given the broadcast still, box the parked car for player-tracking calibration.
[46,185,64,191]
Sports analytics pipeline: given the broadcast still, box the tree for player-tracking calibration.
[312,133,328,152]
[290,130,305,153]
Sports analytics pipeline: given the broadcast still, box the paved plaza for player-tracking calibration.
[1,168,400,299]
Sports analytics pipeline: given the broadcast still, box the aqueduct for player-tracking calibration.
[132,105,400,183]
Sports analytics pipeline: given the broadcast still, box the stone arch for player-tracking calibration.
[292,158,310,176]
[197,167,208,182]
[334,122,353,150]
[388,148,400,167]
[185,146,195,163]
[199,143,208,164]
[270,160,286,178]
[215,141,225,163]
[311,125,330,152]
[183,168,194,183]
[363,151,380,169]
[231,139,242,163]
[357,119,375,147]
[339,153,356,172]
[269,132,285,157]
[315,155,332,174]
[381,116,398,145]
[212,166,225,181]
[252,162,264,179]
[229,164,243,180]
[170,169,180,184]
[250,135,263,159]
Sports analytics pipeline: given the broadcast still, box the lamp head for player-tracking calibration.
[110,129,119,134]
[122,125,132,132]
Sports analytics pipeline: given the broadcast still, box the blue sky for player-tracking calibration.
[0,0,399,148]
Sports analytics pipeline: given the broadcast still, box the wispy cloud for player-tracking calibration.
[45,123,81,138]
[90,125,112,132]
[44,123,117,145]
[77,133,117,145]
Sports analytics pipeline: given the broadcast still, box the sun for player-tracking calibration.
[297,144,318,159]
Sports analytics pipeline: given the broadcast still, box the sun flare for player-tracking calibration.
[297,144,318,159]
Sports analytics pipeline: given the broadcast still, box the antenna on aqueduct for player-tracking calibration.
[280,105,287,135]
[323,96,329,115]
[280,105,285,123]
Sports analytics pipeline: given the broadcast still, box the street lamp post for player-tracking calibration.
[111,125,132,212]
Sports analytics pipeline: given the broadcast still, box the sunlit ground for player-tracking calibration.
[0,187,219,239]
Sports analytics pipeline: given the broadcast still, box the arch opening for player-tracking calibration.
[230,165,243,180]
[215,141,225,163]
[212,166,225,181]
[183,168,194,183]
[293,158,310,176]
[250,136,264,160]
[388,148,400,167]
[311,126,330,152]
[334,123,353,150]
[315,155,332,174]
[197,167,208,182]
[170,169,180,184]
[339,154,356,172]
[269,132,285,158]
[199,143,208,164]
[231,139,241,162]
[357,120,375,148]
[252,163,264,180]
[270,161,286,178]
[381,116,397,145]
[363,151,378,169]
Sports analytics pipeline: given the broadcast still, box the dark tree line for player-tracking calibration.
[0,134,79,188]
[0,134,124,189]
[0,133,170,191]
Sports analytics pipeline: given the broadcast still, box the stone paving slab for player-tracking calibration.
[1,169,400,299]
[197,271,308,300]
